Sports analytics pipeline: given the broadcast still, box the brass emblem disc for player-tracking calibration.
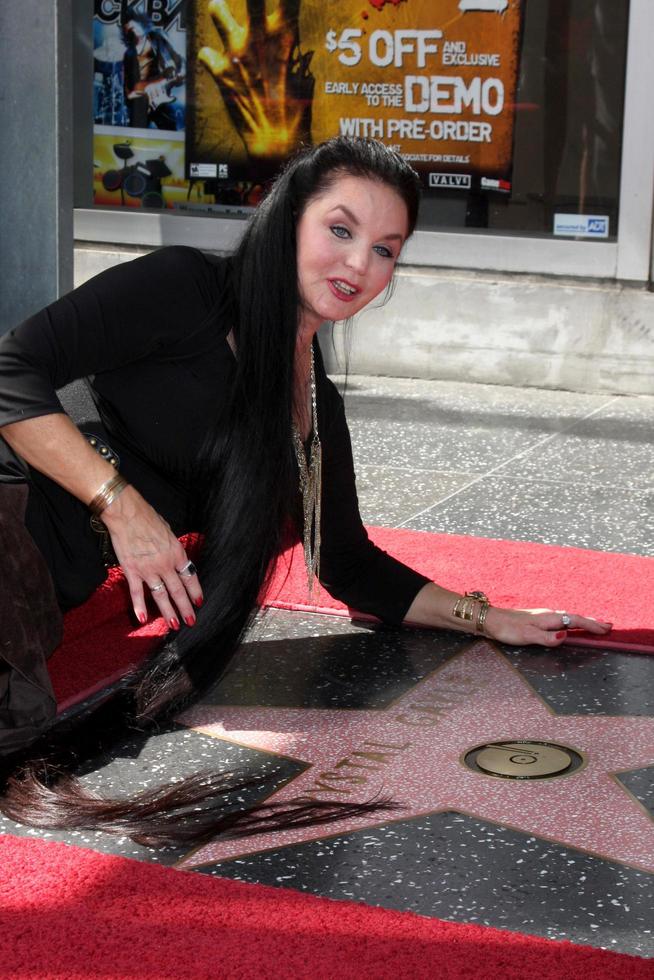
[463,740,584,780]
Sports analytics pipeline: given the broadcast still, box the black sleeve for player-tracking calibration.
[0,247,224,427]
[318,383,431,626]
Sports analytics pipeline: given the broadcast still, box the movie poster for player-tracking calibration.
[185,0,524,195]
[93,0,188,130]
[93,0,194,207]
[93,130,193,209]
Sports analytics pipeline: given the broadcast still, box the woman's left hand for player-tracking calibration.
[405,583,613,647]
[482,606,613,647]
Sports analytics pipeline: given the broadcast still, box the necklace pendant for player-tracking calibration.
[292,346,322,598]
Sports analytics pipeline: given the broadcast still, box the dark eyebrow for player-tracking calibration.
[328,205,405,242]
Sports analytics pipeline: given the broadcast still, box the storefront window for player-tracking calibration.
[419,0,630,240]
[87,0,629,243]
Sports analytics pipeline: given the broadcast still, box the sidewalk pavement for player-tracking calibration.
[337,374,652,558]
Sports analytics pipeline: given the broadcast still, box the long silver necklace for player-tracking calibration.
[291,346,322,598]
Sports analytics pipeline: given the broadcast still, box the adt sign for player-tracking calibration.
[554,214,610,238]
[587,218,608,236]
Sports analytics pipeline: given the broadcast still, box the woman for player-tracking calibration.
[0,137,611,846]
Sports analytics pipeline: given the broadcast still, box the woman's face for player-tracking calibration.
[295,174,409,336]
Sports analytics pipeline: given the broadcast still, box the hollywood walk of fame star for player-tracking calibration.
[176,641,654,871]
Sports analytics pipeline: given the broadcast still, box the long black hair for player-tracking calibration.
[0,138,421,848]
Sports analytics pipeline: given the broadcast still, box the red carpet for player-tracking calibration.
[54,568,166,710]
[268,529,654,653]
[21,534,653,976]
[51,529,652,711]
[0,835,650,980]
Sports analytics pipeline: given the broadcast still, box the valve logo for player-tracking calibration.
[429,173,472,189]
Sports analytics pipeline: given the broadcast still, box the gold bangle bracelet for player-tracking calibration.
[476,602,490,634]
[453,590,491,634]
[453,594,476,622]
[88,473,129,518]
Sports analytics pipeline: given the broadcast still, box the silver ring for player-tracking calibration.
[177,560,198,578]
[149,581,166,593]
[560,612,572,629]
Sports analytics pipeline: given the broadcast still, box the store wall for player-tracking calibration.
[324,267,654,396]
[75,244,654,395]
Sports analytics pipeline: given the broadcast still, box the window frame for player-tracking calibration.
[75,0,654,283]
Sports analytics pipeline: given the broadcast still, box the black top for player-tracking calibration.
[0,247,430,621]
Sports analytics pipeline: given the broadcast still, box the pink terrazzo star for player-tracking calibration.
[177,641,654,871]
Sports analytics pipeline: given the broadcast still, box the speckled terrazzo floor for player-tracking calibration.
[2,377,653,960]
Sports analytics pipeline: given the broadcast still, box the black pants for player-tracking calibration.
[0,481,61,754]
[0,435,107,611]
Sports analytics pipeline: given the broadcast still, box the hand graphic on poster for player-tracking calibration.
[199,0,314,164]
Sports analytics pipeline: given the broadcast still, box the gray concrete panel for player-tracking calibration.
[0,0,74,334]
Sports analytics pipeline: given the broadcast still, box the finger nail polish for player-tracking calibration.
[137,611,147,625]
[185,614,196,627]
[169,617,180,631]
[194,596,204,608]
[556,630,567,639]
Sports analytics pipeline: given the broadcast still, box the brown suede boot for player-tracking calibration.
[0,482,62,755]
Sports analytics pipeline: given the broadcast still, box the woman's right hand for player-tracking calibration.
[0,414,201,629]
[101,484,203,630]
